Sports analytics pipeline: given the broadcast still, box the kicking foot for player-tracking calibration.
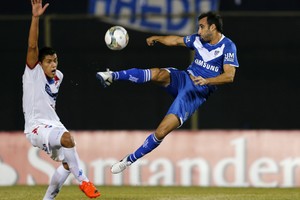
[79,181,101,198]
[96,69,113,88]
[111,154,132,174]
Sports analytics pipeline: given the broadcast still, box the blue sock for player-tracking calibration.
[127,133,162,163]
[112,68,151,83]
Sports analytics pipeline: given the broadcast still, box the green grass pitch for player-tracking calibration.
[0,185,300,200]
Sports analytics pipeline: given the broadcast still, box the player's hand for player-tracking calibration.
[190,75,208,85]
[31,0,49,17]
[146,36,157,46]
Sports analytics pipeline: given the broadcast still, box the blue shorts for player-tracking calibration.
[164,68,216,125]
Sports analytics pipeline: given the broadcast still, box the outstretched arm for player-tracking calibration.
[146,35,186,47]
[191,64,236,86]
[26,0,49,68]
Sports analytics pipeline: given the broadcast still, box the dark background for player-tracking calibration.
[1,0,300,14]
[1,0,300,131]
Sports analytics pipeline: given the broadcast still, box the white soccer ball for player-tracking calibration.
[104,26,129,50]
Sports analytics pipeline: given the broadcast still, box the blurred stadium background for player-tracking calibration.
[1,0,300,191]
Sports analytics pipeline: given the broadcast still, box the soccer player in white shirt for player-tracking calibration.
[23,0,100,199]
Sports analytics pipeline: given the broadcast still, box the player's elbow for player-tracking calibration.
[227,74,235,83]
[223,71,235,83]
[225,69,236,83]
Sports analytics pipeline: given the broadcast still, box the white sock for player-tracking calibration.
[43,165,70,200]
[63,147,89,183]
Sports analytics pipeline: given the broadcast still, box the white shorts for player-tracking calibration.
[25,124,68,162]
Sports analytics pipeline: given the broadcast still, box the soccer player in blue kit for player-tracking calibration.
[96,11,239,174]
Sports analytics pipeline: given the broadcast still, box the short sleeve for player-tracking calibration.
[223,42,239,67]
[184,34,198,49]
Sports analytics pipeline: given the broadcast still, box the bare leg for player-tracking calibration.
[155,114,180,140]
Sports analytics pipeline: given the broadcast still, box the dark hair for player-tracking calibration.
[38,47,57,62]
[198,11,223,33]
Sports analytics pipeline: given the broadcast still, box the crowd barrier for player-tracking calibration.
[1,130,300,187]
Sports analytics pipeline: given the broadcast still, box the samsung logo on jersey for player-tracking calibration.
[225,53,235,62]
[195,59,219,72]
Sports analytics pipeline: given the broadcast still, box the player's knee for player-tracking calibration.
[61,132,75,148]
[151,68,169,83]
[63,162,70,170]
[150,68,160,81]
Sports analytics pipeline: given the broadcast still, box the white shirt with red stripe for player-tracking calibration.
[22,63,64,133]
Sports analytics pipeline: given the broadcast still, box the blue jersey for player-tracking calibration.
[164,34,239,125]
[184,34,239,78]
